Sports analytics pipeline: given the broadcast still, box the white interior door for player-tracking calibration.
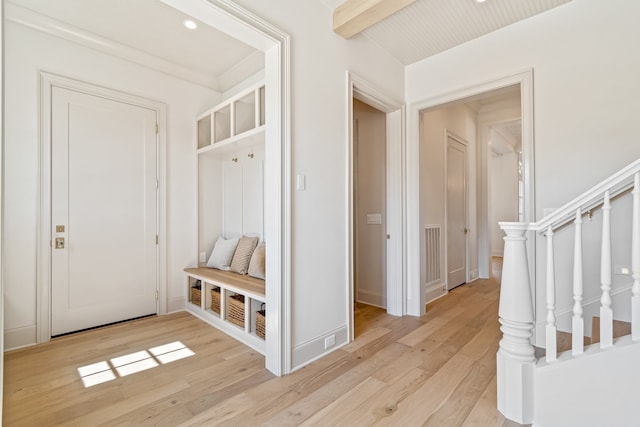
[446,135,468,290]
[51,86,158,336]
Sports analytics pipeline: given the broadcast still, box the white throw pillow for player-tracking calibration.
[206,236,240,270]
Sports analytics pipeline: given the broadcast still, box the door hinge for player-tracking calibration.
[156,235,159,244]
[155,290,159,301]
[155,123,159,134]
[156,179,159,189]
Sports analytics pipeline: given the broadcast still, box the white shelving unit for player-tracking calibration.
[196,81,265,156]
[185,268,265,354]
[187,80,267,354]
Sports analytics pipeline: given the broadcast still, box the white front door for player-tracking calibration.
[51,86,158,336]
[446,135,468,290]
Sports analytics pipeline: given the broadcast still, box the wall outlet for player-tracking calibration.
[199,252,207,263]
[324,334,336,349]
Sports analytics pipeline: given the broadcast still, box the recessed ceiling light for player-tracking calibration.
[183,20,197,30]
[476,0,487,2]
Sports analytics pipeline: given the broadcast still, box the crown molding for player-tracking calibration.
[5,2,221,91]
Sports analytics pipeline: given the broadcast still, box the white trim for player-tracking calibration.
[444,130,469,290]
[38,72,168,343]
[0,1,4,412]
[356,289,386,308]
[291,324,349,372]
[4,326,37,351]
[406,69,535,316]
[346,71,404,342]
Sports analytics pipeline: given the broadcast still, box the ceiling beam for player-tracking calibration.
[333,0,417,39]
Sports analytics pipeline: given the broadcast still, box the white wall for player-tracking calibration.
[235,0,405,369]
[353,99,386,308]
[420,104,477,301]
[489,134,519,257]
[407,0,640,344]
[3,21,219,348]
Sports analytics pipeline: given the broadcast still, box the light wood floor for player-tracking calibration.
[4,265,523,426]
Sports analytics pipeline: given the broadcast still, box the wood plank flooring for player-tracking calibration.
[4,268,524,426]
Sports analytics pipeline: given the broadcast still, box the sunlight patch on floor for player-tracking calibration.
[77,341,194,388]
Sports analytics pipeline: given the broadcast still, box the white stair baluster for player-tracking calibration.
[545,226,557,361]
[632,173,640,341]
[572,208,584,355]
[600,191,613,348]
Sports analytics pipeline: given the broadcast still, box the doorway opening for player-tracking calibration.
[407,70,533,316]
[353,98,387,337]
[347,72,403,342]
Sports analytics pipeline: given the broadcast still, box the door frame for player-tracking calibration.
[346,71,404,341]
[444,130,469,290]
[38,72,167,343]
[406,69,535,316]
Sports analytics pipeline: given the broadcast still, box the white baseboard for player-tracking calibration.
[167,296,186,314]
[469,269,479,282]
[291,325,349,372]
[5,325,37,351]
[425,280,446,304]
[356,289,385,308]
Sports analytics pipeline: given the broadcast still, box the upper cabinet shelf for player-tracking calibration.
[197,82,265,156]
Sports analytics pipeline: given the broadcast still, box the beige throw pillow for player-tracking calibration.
[248,242,265,280]
[230,236,259,274]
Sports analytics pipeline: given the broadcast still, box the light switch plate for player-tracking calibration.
[296,174,306,190]
[199,252,207,263]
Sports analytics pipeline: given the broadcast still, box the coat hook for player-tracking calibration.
[248,153,254,159]
[232,157,238,163]
[587,210,593,221]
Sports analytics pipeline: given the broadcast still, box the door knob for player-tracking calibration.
[55,237,65,249]
[464,228,469,234]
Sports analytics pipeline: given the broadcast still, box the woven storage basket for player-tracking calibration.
[210,287,221,314]
[191,282,202,306]
[228,294,245,327]
[256,303,266,339]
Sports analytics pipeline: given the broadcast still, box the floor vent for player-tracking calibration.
[425,225,441,284]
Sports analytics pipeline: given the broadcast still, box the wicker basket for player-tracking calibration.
[210,287,221,314]
[228,294,245,327]
[256,303,266,339]
[191,282,202,306]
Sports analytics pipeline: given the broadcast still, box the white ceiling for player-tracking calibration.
[7,0,264,92]
[321,0,572,65]
[8,0,572,92]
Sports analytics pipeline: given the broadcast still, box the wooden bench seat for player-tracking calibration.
[184,267,265,300]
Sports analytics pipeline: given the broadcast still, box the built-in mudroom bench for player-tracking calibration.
[185,79,268,356]
[184,267,265,354]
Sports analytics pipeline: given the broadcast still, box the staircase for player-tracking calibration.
[497,159,640,426]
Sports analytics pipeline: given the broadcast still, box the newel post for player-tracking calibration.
[497,222,535,425]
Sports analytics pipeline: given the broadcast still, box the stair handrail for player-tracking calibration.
[526,158,640,233]
[497,157,640,424]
